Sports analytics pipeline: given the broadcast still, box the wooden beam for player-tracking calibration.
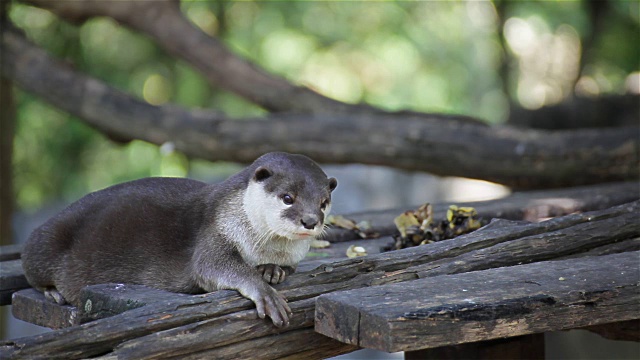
[315,251,640,353]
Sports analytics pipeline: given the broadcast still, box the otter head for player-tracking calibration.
[242,152,337,240]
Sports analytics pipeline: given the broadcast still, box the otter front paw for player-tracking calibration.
[256,264,294,285]
[252,285,292,327]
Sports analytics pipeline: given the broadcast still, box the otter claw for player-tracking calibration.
[252,284,292,327]
[257,264,290,284]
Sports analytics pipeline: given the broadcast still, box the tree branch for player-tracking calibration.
[22,0,370,114]
[2,25,638,189]
[509,95,639,129]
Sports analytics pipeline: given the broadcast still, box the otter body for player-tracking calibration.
[22,152,337,326]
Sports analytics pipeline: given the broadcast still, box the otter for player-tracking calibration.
[22,152,337,327]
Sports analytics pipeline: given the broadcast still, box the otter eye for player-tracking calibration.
[321,200,329,210]
[282,194,294,205]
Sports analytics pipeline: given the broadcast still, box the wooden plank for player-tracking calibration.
[0,259,29,305]
[11,289,79,329]
[559,238,640,259]
[11,283,191,329]
[79,283,191,322]
[90,306,358,360]
[405,333,545,360]
[405,208,640,280]
[315,251,640,353]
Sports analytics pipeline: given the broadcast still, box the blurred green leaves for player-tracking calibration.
[8,0,638,212]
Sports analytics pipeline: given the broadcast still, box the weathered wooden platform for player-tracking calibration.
[1,183,639,359]
[315,251,640,352]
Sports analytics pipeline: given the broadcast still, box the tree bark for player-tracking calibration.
[509,95,639,129]
[2,25,638,189]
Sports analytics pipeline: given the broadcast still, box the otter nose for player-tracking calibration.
[301,215,319,230]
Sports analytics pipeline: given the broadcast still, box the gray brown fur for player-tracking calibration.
[22,152,337,327]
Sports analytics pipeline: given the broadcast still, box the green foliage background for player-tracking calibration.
[8,0,639,212]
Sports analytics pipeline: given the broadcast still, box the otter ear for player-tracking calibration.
[328,177,338,192]
[254,166,272,182]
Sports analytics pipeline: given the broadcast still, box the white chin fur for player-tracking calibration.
[242,181,321,240]
[240,181,320,267]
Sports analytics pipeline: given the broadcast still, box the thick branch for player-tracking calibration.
[23,0,364,114]
[2,25,638,189]
[509,95,640,129]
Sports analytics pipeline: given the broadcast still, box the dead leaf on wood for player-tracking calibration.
[394,211,420,238]
[384,203,487,252]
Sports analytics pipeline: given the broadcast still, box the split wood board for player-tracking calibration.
[315,250,640,352]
